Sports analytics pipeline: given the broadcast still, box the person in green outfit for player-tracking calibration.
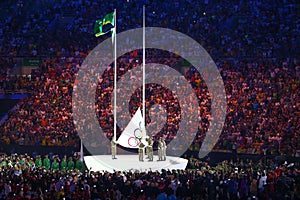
[75,157,83,171]
[51,158,59,171]
[28,157,35,169]
[67,157,74,171]
[60,155,67,172]
[35,155,42,168]
[0,157,7,168]
[43,155,50,170]
[18,155,25,167]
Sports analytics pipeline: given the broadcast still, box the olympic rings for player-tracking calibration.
[128,136,140,147]
[134,128,143,139]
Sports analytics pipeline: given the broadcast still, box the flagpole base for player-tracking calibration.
[84,155,188,173]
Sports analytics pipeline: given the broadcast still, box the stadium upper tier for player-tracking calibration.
[0,0,298,58]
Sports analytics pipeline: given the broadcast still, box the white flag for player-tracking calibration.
[117,108,147,148]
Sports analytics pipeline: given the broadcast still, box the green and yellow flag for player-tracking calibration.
[94,12,115,37]
[94,19,104,37]
[103,12,114,26]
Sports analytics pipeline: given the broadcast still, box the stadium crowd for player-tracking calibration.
[0,0,299,155]
[0,54,298,156]
[0,1,299,199]
[0,153,299,199]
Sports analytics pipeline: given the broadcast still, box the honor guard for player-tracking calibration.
[138,141,145,161]
[162,137,167,161]
[111,137,117,159]
[147,136,154,161]
[158,137,163,161]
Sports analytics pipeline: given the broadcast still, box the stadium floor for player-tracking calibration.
[84,155,188,172]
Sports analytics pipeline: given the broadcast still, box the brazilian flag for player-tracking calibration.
[94,12,115,37]
[94,19,105,37]
[103,12,114,26]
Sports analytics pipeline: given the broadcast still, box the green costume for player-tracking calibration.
[51,161,59,170]
[75,159,83,171]
[43,157,50,170]
[61,159,67,171]
[1,160,7,167]
[67,159,74,170]
[18,158,24,166]
[35,158,42,168]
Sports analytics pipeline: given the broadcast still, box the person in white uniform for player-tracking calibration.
[162,138,167,161]
[111,137,117,159]
[158,137,163,161]
[147,136,154,161]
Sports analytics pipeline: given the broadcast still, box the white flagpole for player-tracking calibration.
[80,139,84,162]
[113,9,117,141]
[142,5,146,131]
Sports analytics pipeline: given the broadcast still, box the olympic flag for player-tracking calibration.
[116,107,147,148]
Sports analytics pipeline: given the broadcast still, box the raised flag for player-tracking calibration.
[116,107,147,149]
[94,12,115,37]
[94,19,105,37]
[103,12,115,26]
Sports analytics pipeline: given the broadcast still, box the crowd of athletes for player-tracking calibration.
[0,153,299,199]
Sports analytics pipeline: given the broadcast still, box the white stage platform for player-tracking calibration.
[84,155,188,173]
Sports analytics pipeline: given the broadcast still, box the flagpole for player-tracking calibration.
[113,8,117,141]
[142,5,146,132]
[80,139,84,162]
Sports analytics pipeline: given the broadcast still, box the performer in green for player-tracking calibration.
[51,158,59,171]
[67,157,74,170]
[0,157,7,168]
[60,155,67,172]
[18,155,24,166]
[75,157,83,171]
[35,155,42,168]
[43,155,50,170]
